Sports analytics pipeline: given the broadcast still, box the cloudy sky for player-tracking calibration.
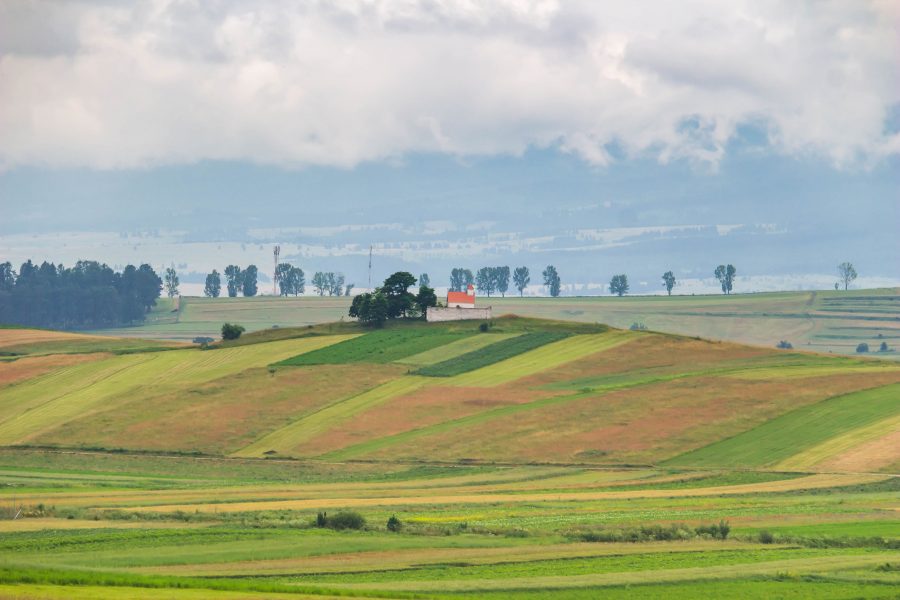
[1,1,898,292]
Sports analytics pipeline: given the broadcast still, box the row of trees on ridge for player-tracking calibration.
[194,260,860,301]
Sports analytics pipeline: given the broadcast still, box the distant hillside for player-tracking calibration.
[4,317,898,473]
[87,288,900,359]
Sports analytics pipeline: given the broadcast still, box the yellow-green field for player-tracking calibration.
[0,316,897,598]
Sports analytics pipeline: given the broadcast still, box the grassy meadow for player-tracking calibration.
[0,315,897,598]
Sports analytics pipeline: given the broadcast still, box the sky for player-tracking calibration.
[1,1,898,294]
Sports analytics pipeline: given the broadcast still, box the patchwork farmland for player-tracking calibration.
[89,288,900,360]
[0,317,898,598]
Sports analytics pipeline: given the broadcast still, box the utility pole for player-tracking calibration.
[368,245,373,291]
[273,245,281,296]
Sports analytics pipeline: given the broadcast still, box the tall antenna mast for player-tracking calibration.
[368,245,373,290]
[273,245,281,296]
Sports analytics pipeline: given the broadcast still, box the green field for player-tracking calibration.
[1,315,898,598]
[275,327,474,365]
[88,288,900,360]
[416,331,569,377]
[666,384,900,468]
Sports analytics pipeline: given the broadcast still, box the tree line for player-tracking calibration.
[200,264,354,298]
[195,259,860,302]
[448,266,559,297]
[0,260,162,329]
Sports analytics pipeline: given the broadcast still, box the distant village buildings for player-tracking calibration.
[427,284,492,322]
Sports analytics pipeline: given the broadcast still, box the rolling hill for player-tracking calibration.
[88,288,900,360]
[4,316,898,471]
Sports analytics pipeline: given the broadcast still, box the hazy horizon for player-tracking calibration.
[2,2,898,291]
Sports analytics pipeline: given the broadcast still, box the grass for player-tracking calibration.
[774,413,900,472]
[275,327,475,365]
[446,331,632,387]
[397,333,521,367]
[665,383,900,468]
[416,332,570,377]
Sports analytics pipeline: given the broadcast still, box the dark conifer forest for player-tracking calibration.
[0,260,162,330]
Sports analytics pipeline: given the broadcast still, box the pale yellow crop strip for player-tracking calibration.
[446,331,633,387]
[5,469,680,508]
[129,473,885,514]
[774,413,900,471]
[724,364,900,380]
[233,375,432,457]
[140,540,762,577]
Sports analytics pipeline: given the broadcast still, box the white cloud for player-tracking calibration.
[0,0,897,169]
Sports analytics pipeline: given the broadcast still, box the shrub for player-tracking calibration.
[386,515,402,532]
[758,530,775,544]
[573,523,716,543]
[315,512,327,528]
[629,322,648,331]
[776,340,793,349]
[325,511,366,530]
[192,336,214,344]
[479,322,490,332]
[879,341,890,352]
[695,520,730,540]
[221,323,245,340]
[856,342,869,353]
